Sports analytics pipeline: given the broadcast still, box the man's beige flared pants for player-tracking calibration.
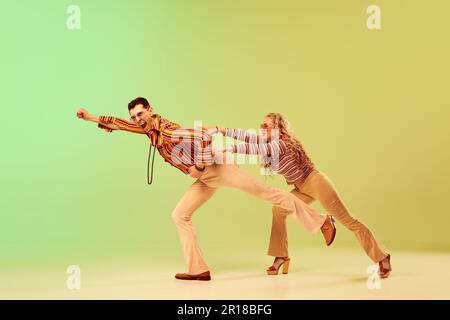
[172,164,326,275]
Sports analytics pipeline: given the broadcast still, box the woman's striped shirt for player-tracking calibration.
[225,128,315,185]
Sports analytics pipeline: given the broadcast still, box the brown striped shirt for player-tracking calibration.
[225,128,315,185]
[98,114,213,174]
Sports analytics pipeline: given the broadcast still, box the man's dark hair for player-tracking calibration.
[128,97,150,111]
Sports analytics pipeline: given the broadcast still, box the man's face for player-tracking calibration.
[129,104,153,130]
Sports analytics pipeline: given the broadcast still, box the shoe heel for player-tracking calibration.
[282,259,290,274]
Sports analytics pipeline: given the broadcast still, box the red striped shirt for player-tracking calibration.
[98,114,213,174]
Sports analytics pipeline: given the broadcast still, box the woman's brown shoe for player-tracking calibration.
[266,257,290,275]
[321,215,336,246]
[378,254,392,279]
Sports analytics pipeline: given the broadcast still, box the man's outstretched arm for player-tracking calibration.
[76,108,146,134]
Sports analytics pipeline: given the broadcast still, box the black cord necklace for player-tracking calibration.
[147,131,159,185]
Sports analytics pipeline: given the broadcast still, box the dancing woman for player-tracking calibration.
[216,113,392,278]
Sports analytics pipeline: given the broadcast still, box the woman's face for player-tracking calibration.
[260,117,275,139]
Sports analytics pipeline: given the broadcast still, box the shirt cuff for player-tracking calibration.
[225,128,233,138]
[98,123,113,132]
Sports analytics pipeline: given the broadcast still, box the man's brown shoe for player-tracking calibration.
[175,271,211,281]
[321,215,336,246]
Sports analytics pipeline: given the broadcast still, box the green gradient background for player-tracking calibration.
[1,0,449,268]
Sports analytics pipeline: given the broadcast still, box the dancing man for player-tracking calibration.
[76,98,336,281]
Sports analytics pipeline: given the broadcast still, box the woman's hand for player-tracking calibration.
[204,126,225,135]
[216,146,234,153]
[212,147,234,165]
[204,127,217,135]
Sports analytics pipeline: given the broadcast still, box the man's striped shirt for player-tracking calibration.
[98,114,213,174]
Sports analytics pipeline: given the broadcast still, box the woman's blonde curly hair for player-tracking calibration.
[262,113,314,173]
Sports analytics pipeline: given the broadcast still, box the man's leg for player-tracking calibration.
[172,179,217,275]
[268,188,316,257]
[201,164,326,234]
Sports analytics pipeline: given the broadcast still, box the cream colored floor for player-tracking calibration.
[2,247,449,299]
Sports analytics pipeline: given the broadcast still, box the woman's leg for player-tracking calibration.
[298,171,389,263]
[268,188,316,257]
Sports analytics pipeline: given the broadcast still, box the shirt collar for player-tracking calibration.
[150,114,161,131]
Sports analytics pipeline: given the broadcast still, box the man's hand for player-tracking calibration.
[76,108,92,121]
[76,108,118,132]
[188,165,205,179]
